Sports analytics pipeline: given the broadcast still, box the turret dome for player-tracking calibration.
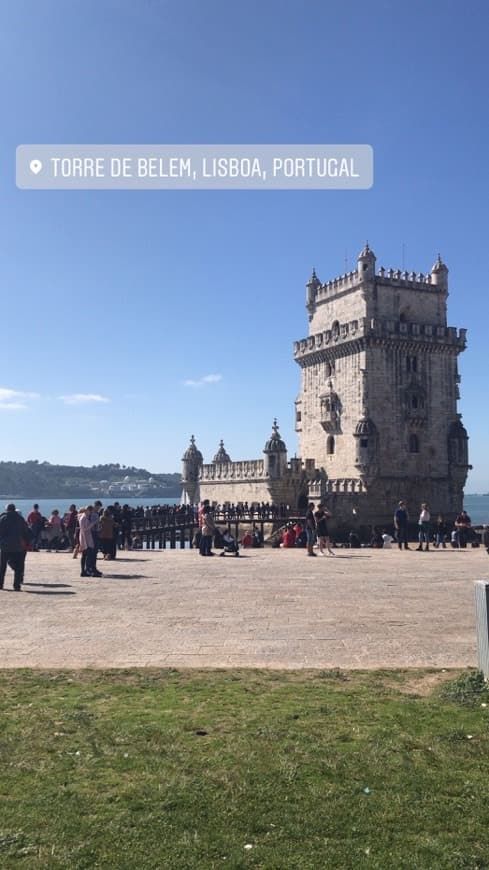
[431,253,448,273]
[182,435,203,464]
[306,267,321,289]
[263,419,287,453]
[358,241,376,261]
[212,440,231,463]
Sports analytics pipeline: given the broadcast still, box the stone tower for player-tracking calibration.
[294,244,470,524]
[181,435,203,505]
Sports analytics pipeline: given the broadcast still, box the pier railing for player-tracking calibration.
[130,511,293,549]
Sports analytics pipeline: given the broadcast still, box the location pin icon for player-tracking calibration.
[30,159,42,175]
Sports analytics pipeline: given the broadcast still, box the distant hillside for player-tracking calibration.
[0,461,181,498]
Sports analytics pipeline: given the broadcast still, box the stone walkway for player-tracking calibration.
[0,547,487,669]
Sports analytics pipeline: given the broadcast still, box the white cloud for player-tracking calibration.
[184,374,223,387]
[59,393,110,405]
[0,388,40,410]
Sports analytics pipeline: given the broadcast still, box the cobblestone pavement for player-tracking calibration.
[0,546,486,669]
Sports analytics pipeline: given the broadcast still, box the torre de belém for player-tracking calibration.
[182,243,470,527]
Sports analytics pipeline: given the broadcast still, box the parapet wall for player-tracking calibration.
[201,459,266,481]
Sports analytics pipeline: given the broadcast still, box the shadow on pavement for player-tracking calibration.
[102,573,147,580]
[327,554,372,559]
[24,582,72,588]
[24,589,76,595]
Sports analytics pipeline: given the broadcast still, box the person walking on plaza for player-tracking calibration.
[98,509,115,560]
[198,499,210,556]
[0,504,31,591]
[200,504,216,556]
[46,509,64,552]
[63,504,78,550]
[27,503,44,552]
[416,503,431,551]
[305,503,317,557]
[79,506,102,577]
[315,503,335,555]
[394,501,410,550]
[434,514,448,548]
[454,509,472,548]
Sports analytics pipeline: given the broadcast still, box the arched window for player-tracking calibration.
[409,433,419,454]
[327,436,335,455]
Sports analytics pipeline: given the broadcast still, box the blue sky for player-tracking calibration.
[1,0,488,489]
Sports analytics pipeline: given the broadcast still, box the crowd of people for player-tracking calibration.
[392,502,475,551]
[0,501,137,588]
[0,496,485,590]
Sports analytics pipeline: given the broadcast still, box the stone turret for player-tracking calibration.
[263,419,288,479]
[181,435,203,504]
[357,241,376,283]
[212,440,231,463]
[430,254,448,291]
[306,268,321,320]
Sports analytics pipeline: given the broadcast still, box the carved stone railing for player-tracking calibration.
[200,459,266,481]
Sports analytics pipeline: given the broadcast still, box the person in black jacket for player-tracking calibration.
[0,504,31,591]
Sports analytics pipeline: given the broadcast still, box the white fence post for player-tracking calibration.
[474,580,489,679]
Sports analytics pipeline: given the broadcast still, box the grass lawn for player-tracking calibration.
[1,668,489,869]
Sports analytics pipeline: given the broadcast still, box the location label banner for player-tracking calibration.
[17,145,373,190]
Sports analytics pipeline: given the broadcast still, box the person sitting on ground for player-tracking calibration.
[293,520,303,537]
[241,531,253,548]
[381,530,394,549]
[221,530,239,555]
[280,525,296,548]
[370,528,384,548]
[349,530,361,548]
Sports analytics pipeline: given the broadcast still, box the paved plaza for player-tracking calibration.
[0,546,487,669]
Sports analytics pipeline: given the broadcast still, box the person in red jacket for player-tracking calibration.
[281,526,296,548]
[27,503,44,552]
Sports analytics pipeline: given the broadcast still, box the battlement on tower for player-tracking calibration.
[294,317,467,363]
